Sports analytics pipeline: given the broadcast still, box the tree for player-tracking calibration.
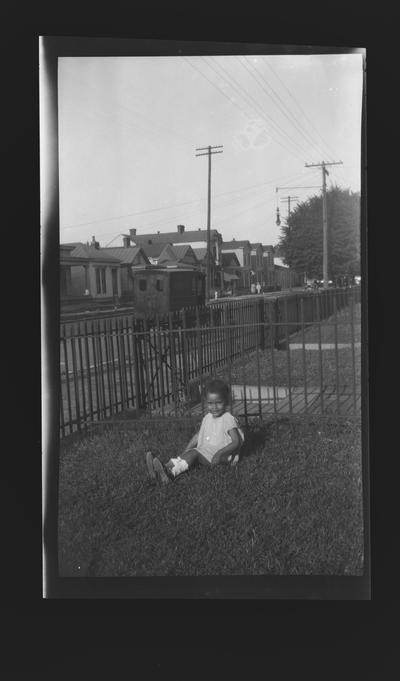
[278,186,361,280]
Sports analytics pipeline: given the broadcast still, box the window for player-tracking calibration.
[95,267,107,294]
[111,268,118,295]
[139,279,147,291]
[156,279,163,292]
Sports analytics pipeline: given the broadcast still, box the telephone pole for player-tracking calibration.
[280,195,299,222]
[305,160,343,288]
[275,185,320,227]
[195,145,223,300]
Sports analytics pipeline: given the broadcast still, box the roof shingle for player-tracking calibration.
[101,246,148,264]
[69,243,122,263]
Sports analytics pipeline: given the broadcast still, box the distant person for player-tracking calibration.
[145,379,244,484]
[256,282,261,294]
[251,283,256,294]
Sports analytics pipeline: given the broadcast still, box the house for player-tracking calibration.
[138,241,200,268]
[60,238,123,313]
[101,239,150,303]
[250,243,264,285]
[262,245,275,286]
[136,241,176,265]
[220,239,252,292]
[158,244,200,268]
[220,252,241,295]
[129,224,223,261]
[129,224,223,295]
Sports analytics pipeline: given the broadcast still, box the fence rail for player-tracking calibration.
[60,287,361,436]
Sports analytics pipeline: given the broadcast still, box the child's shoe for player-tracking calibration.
[152,457,171,485]
[145,451,156,481]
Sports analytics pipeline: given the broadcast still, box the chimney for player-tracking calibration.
[129,228,137,238]
[122,236,130,248]
[91,235,100,249]
[177,224,185,234]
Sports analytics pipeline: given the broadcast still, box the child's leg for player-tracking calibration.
[165,448,207,476]
[146,448,211,485]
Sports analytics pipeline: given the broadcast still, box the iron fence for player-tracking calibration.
[60,287,361,436]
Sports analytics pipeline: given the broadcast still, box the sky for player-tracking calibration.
[57,51,364,249]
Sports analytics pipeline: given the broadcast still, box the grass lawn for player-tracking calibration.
[220,303,361,388]
[58,417,364,577]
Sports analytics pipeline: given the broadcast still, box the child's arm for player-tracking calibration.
[211,428,241,465]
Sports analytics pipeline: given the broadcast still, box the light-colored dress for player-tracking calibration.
[196,411,244,463]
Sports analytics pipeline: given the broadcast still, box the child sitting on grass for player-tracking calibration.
[146,378,244,484]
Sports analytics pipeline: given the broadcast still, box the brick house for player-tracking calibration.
[262,245,275,287]
[220,239,252,292]
[250,243,264,285]
[220,252,241,295]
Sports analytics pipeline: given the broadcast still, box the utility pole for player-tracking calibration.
[280,195,299,222]
[305,160,343,288]
[195,145,223,300]
[275,185,320,228]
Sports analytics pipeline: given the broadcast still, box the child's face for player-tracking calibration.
[206,392,226,418]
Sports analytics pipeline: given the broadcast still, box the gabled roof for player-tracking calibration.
[70,243,121,263]
[221,252,240,267]
[138,242,173,258]
[221,240,252,249]
[262,244,274,252]
[191,247,208,261]
[169,244,199,261]
[250,242,263,249]
[102,245,149,264]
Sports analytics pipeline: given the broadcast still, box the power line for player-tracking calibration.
[62,169,314,232]
[262,57,340,163]
[74,177,311,245]
[204,56,308,163]
[104,233,124,247]
[238,56,334,163]
[216,196,273,226]
[262,59,351,190]
[207,56,310,159]
[182,57,254,121]
[185,55,306,163]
